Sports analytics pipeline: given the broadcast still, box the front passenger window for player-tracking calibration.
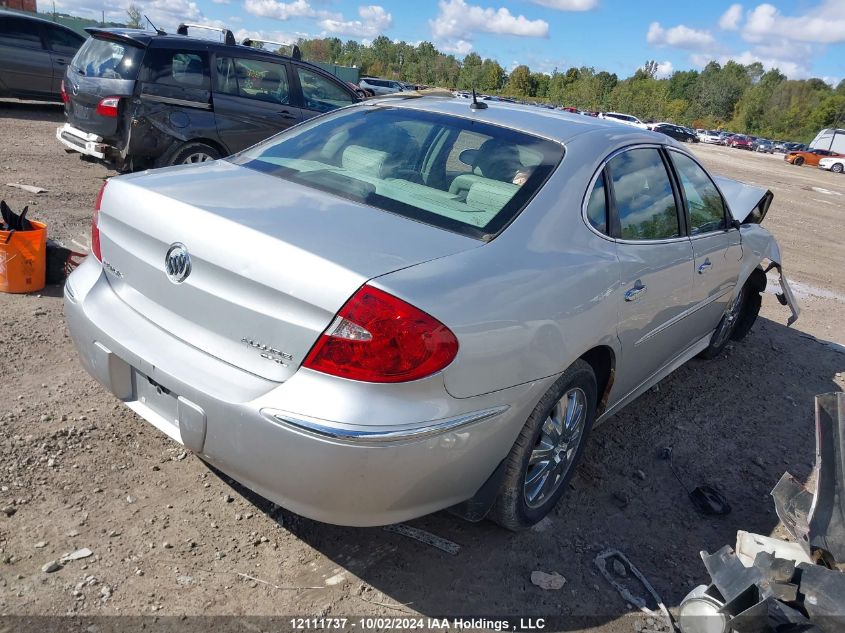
[671,152,726,235]
[607,148,680,240]
[296,67,353,113]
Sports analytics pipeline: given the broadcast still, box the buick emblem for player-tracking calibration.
[164,243,191,283]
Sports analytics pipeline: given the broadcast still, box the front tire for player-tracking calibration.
[699,269,765,359]
[793,156,805,166]
[490,360,597,531]
[832,163,844,174]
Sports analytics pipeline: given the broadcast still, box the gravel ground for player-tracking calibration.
[1,100,843,630]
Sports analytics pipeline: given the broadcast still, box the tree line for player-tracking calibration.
[298,36,845,143]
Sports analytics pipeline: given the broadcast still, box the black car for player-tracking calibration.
[57,25,361,170]
[0,10,86,101]
[652,123,698,143]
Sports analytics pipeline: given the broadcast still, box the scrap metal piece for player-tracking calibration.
[594,549,673,629]
[795,562,845,619]
[383,523,460,556]
[771,392,845,566]
[700,545,762,605]
[808,392,845,564]
[677,584,730,633]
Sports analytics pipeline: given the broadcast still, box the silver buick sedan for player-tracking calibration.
[64,96,799,529]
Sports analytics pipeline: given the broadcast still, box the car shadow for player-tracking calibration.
[0,99,64,123]
[215,313,842,625]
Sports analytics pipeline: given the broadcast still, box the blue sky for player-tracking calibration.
[55,0,845,83]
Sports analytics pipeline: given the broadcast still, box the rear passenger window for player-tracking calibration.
[44,26,82,55]
[296,67,353,113]
[145,49,210,90]
[216,57,292,105]
[0,17,43,49]
[586,172,608,234]
[670,152,726,235]
[608,148,680,240]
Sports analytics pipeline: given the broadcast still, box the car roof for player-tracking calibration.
[364,96,676,146]
[0,8,80,30]
[84,26,305,63]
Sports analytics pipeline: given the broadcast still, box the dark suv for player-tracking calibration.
[57,25,360,170]
[0,10,86,101]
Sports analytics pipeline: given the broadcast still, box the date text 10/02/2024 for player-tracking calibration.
[289,617,548,631]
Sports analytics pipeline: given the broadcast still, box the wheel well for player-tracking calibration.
[748,266,767,293]
[579,346,615,415]
[183,137,229,157]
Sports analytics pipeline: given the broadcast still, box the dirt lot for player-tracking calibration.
[1,100,843,630]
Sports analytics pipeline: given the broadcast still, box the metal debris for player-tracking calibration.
[530,570,566,590]
[595,549,673,629]
[383,523,461,555]
[6,183,47,194]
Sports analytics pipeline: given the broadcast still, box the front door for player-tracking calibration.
[668,150,742,340]
[0,15,53,98]
[605,147,696,398]
[213,56,302,153]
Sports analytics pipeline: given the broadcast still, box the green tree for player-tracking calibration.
[126,4,142,29]
[507,65,533,97]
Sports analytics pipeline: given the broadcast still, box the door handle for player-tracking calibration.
[698,258,712,274]
[276,110,297,120]
[624,280,647,302]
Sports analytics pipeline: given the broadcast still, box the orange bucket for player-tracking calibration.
[0,220,47,293]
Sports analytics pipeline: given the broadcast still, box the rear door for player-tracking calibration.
[668,149,741,341]
[293,65,356,120]
[40,23,84,95]
[0,15,52,98]
[65,35,144,138]
[604,147,695,398]
[212,55,302,153]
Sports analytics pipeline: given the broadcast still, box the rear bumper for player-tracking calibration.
[56,123,110,160]
[63,257,546,526]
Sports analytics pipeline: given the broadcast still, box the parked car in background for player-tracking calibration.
[754,139,774,153]
[652,123,697,143]
[598,111,649,129]
[818,156,845,173]
[785,148,843,166]
[56,24,360,171]
[0,9,86,101]
[698,130,722,144]
[773,140,788,153]
[65,96,798,530]
[784,142,806,153]
[358,76,403,95]
[727,134,754,150]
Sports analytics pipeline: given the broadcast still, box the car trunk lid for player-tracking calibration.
[97,160,478,382]
[65,34,144,139]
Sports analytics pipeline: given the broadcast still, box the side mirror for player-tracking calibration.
[730,219,742,230]
[458,148,478,166]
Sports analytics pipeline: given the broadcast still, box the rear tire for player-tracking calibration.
[490,360,596,531]
[168,142,221,167]
[832,162,844,174]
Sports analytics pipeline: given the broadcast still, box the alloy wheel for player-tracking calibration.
[182,152,214,164]
[523,387,587,508]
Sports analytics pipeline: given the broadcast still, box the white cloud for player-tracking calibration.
[527,0,598,10]
[54,0,204,29]
[441,39,474,55]
[319,5,393,38]
[244,0,324,20]
[654,60,673,79]
[744,1,845,44]
[719,3,743,30]
[430,0,550,41]
[212,0,230,4]
[647,21,715,50]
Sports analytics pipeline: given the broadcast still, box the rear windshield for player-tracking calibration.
[232,106,564,239]
[71,36,143,80]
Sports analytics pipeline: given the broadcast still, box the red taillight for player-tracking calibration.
[95,96,120,117]
[303,285,459,383]
[91,181,107,261]
[60,80,69,104]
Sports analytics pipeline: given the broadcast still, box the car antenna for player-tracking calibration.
[144,15,166,36]
[470,87,487,110]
